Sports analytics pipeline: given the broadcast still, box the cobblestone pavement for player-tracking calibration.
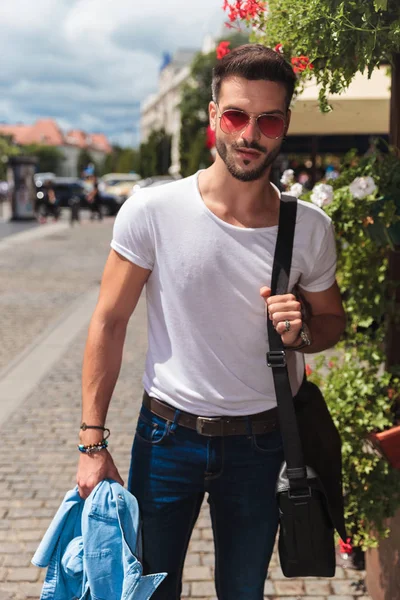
[0,221,38,241]
[0,221,371,599]
[0,218,111,372]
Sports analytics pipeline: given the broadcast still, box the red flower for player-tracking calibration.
[339,538,353,555]
[328,360,334,369]
[274,43,284,55]
[223,0,266,23]
[388,388,395,400]
[216,41,231,60]
[291,55,314,74]
[305,364,313,377]
[205,126,216,149]
[224,22,241,30]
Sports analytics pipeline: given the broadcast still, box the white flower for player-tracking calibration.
[311,183,334,208]
[349,176,377,199]
[288,183,303,198]
[280,169,294,186]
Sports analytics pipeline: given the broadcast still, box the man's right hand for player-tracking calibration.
[76,450,124,499]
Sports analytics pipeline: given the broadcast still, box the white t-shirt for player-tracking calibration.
[111,171,337,416]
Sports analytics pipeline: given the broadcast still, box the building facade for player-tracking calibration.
[140,49,199,175]
[0,119,112,177]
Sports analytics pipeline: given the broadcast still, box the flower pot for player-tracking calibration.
[368,425,400,470]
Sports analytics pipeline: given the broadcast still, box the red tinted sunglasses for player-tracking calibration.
[218,107,286,139]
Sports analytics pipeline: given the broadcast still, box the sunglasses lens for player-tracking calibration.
[258,115,285,138]
[220,110,249,133]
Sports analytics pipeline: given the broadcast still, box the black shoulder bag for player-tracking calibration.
[267,195,347,578]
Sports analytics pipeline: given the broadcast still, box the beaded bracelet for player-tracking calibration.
[78,439,109,454]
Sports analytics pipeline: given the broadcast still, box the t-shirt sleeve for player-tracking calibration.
[110,194,155,270]
[298,220,337,292]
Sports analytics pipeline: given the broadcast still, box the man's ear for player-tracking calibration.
[209,101,218,131]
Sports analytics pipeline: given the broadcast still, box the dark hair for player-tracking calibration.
[212,44,296,110]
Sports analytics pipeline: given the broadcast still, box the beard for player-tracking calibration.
[216,137,282,182]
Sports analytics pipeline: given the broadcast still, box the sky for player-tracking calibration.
[0,0,226,147]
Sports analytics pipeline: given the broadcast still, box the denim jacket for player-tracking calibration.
[32,480,166,600]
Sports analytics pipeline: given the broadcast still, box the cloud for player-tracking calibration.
[0,0,225,146]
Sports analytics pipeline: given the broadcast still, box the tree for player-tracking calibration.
[24,144,64,174]
[179,32,249,177]
[99,146,140,176]
[0,135,20,180]
[116,148,140,174]
[101,150,118,176]
[138,129,172,178]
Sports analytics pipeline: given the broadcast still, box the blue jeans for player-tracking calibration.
[128,402,284,600]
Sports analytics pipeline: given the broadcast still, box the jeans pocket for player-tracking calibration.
[252,429,284,454]
[135,410,171,446]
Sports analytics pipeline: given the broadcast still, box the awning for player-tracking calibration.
[289,68,390,136]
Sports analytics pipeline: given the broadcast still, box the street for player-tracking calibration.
[0,216,370,600]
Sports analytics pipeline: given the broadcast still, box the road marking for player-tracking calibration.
[0,222,69,251]
[0,287,99,426]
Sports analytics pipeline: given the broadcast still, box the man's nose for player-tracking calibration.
[240,117,261,143]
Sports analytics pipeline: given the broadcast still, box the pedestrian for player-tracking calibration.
[87,176,103,221]
[76,44,346,599]
[40,180,60,222]
[69,194,81,226]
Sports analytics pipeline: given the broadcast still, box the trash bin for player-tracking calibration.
[8,156,38,221]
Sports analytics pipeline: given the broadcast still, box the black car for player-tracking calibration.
[35,178,122,216]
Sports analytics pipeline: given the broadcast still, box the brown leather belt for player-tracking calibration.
[143,391,279,437]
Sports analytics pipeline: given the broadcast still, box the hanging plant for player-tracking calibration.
[223,0,400,112]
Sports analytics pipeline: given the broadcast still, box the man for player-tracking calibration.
[86,176,103,220]
[77,44,345,599]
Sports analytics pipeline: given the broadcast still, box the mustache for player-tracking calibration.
[232,140,267,153]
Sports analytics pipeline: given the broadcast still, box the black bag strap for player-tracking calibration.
[267,195,308,492]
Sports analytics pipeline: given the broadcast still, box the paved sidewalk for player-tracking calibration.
[0,221,371,599]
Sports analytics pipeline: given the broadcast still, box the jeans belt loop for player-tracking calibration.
[170,408,181,433]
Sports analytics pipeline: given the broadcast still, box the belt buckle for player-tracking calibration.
[196,416,222,436]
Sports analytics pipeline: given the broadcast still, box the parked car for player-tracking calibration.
[34,172,56,187]
[105,179,141,204]
[35,178,122,216]
[130,176,177,195]
[99,173,141,195]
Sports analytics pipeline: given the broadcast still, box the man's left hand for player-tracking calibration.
[260,286,302,346]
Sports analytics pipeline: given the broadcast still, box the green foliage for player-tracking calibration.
[312,351,400,548]
[319,146,400,346]
[116,148,139,174]
[138,129,172,178]
[23,144,64,175]
[101,151,117,176]
[101,146,140,176]
[303,145,400,548]
[0,135,21,179]
[251,0,400,111]
[179,32,249,177]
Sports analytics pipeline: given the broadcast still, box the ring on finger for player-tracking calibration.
[284,320,291,332]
